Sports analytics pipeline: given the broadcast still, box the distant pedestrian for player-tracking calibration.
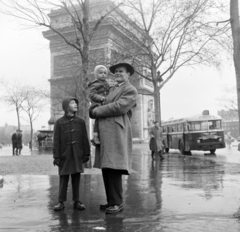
[91,62,138,214]
[226,132,232,148]
[149,121,164,161]
[37,132,48,149]
[88,65,110,145]
[17,130,23,155]
[52,97,90,211]
[11,130,18,156]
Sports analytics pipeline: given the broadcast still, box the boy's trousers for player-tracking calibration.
[58,173,80,202]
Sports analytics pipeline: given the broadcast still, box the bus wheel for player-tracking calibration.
[165,148,169,153]
[210,149,216,154]
[185,150,192,156]
[179,141,185,155]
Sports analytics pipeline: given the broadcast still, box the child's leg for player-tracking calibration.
[58,175,70,202]
[93,119,100,144]
[71,173,80,202]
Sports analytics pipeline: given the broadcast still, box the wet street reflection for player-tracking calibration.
[1,145,240,231]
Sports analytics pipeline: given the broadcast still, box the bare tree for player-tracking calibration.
[115,0,229,123]
[21,86,50,150]
[0,80,27,129]
[217,86,238,111]
[1,0,122,122]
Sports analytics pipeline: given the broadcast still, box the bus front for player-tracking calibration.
[188,116,225,154]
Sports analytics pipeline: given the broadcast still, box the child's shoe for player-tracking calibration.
[90,136,100,146]
[93,136,100,145]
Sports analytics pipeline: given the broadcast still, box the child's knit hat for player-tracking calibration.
[94,65,108,79]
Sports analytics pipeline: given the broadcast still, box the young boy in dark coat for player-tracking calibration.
[53,97,90,211]
[88,65,110,145]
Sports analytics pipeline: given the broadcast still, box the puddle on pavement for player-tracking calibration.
[1,148,240,231]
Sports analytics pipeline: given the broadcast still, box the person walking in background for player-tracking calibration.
[17,130,23,155]
[52,97,90,211]
[149,121,164,161]
[226,132,233,148]
[11,130,18,156]
[88,65,110,145]
[90,63,138,214]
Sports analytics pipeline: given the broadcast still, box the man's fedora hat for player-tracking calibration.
[109,63,135,76]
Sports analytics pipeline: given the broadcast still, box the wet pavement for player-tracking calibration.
[1,144,240,231]
[0,145,52,157]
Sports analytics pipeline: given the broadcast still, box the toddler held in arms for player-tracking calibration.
[88,65,110,145]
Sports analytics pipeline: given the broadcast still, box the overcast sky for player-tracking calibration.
[0,12,50,130]
[0,8,237,130]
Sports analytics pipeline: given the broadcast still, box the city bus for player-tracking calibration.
[162,110,225,155]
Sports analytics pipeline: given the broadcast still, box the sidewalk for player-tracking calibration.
[1,144,240,231]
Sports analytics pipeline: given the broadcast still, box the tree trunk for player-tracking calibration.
[16,107,21,129]
[152,64,161,124]
[153,83,161,124]
[230,0,240,135]
[82,0,91,168]
[30,121,33,151]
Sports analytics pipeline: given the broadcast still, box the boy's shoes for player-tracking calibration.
[54,202,65,211]
[74,201,86,210]
[105,204,124,214]
[99,203,109,210]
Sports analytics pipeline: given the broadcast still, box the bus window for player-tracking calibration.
[177,124,183,132]
[188,121,208,131]
[200,121,208,130]
[208,120,221,129]
[194,123,201,131]
[162,126,166,133]
[172,125,177,132]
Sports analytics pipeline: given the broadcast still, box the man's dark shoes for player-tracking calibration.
[100,203,109,210]
[54,202,65,211]
[74,201,86,210]
[105,204,124,214]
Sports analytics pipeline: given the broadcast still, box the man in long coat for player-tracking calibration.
[11,130,18,156]
[53,97,90,211]
[149,121,164,160]
[17,130,23,155]
[91,63,138,214]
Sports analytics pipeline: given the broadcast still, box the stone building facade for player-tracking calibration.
[43,0,154,141]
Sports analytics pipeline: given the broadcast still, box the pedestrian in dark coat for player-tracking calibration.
[149,121,164,161]
[53,97,90,211]
[91,63,138,214]
[17,130,23,155]
[11,130,18,156]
